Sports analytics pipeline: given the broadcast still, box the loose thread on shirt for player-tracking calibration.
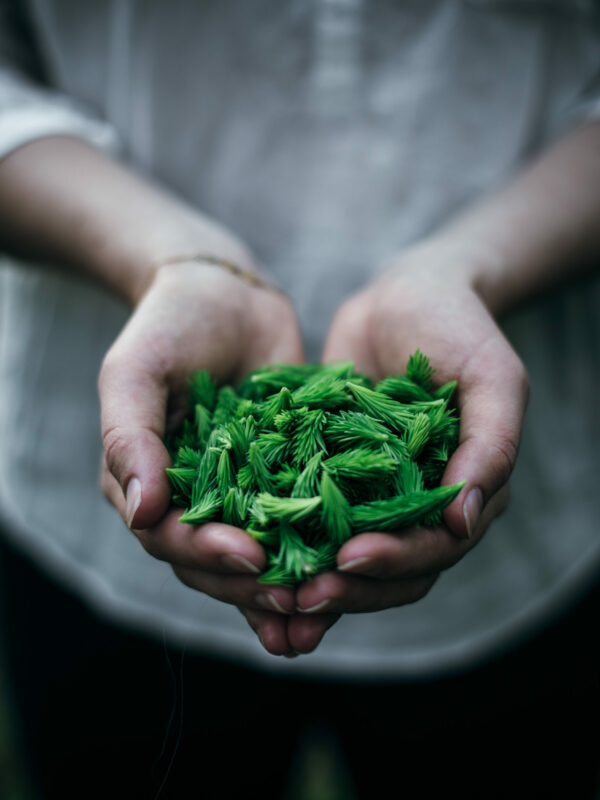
[153,630,187,799]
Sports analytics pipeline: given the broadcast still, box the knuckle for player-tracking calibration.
[101,425,131,479]
[327,582,348,606]
[406,576,437,605]
[137,533,165,561]
[172,564,197,590]
[498,482,511,514]
[240,609,260,636]
[489,434,519,489]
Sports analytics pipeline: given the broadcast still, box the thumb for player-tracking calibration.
[99,353,171,530]
[443,348,529,539]
[321,294,378,378]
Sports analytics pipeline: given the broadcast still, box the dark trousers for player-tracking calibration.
[0,537,598,800]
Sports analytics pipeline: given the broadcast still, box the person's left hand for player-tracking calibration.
[283,243,529,655]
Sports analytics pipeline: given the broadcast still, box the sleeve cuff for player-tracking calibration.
[0,103,119,161]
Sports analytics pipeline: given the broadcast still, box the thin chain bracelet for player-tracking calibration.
[154,253,280,293]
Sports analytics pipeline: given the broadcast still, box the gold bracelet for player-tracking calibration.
[155,253,276,291]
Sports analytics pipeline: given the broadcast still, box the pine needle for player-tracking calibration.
[166,467,196,496]
[292,377,351,410]
[291,451,324,498]
[351,483,465,533]
[250,493,322,526]
[272,464,300,493]
[375,374,432,403]
[406,350,435,392]
[247,440,275,493]
[174,446,202,469]
[212,386,241,427]
[345,382,413,432]
[188,370,217,411]
[323,450,397,482]
[325,411,390,449]
[292,409,327,466]
[167,352,464,584]
[320,472,352,545]
[179,488,222,525]
[217,448,235,497]
[405,412,432,459]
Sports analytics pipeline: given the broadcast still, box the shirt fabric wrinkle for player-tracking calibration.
[0,0,599,678]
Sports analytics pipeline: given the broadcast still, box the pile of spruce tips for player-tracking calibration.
[166,352,464,585]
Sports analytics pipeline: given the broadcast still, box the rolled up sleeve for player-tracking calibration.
[0,2,118,161]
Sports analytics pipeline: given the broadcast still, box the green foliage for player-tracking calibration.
[292,409,327,465]
[178,488,222,525]
[405,412,432,459]
[260,523,336,585]
[292,452,324,498]
[272,463,300,493]
[406,349,435,392]
[247,441,276,493]
[375,374,432,403]
[325,411,390,449]
[166,466,196,495]
[345,382,413,432]
[250,493,322,526]
[322,450,397,483]
[212,386,241,427]
[193,404,212,449]
[320,472,352,545]
[222,487,254,528]
[350,483,465,533]
[188,370,218,411]
[166,353,463,584]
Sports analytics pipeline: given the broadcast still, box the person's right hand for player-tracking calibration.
[99,261,307,656]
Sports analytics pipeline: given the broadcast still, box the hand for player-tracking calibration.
[99,260,309,655]
[288,243,529,651]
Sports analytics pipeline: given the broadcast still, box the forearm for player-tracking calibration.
[409,121,600,315]
[0,136,255,305]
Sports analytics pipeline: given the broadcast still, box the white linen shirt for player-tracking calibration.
[1,0,599,678]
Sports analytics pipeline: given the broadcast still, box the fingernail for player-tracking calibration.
[283,651,302,659]
[255,593,291,614]
[126,478,142,528]
[338,556,372,573]
[222,554,261,574]
[296,599,330,614]
[463,488,483,539]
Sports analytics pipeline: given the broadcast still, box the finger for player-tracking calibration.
[106,446,296,613]
[132,511,266,572]
[336,530,470,579]
[321,292,379,378]
[240,289,305,377]
[172,564,297,614]
[295,571,438,615]
[131,511,295,613]
[287,613,341,654]
[104,467,288,591]
[101,454,127,516]
[443,336,529,539]
[99,345,171,530]
[239,607,294,657]
[335,484,510,579]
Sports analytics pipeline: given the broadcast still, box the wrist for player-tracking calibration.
[420,233,512,316]
[379,233,515,318]
[0,136,258,308]
[88,205,258,307]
